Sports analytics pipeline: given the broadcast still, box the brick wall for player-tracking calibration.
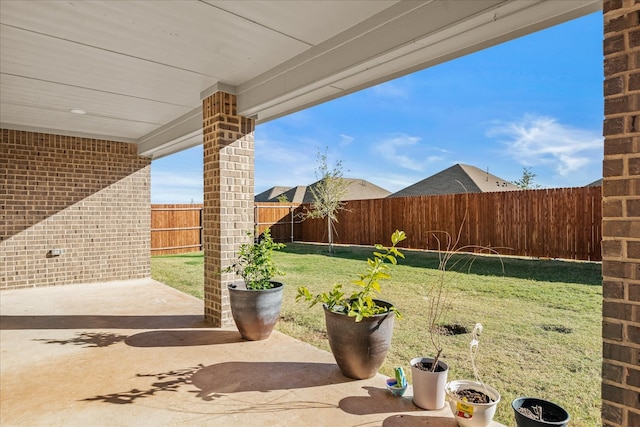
[202,91,255,327]
[602,1,640,426]
[1,129,151,289]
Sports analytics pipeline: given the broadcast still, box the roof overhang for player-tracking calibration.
[0,0,601,159]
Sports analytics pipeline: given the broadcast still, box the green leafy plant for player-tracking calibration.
[225,228,285,290]
[296,229,406,321]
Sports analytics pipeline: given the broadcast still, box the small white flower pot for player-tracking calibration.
[410,357,449,410]
[445,380,500,427]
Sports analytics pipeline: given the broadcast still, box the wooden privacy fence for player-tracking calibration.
[151,186,602,261]
[254,203,302,242]
[295,186,602,261]
[150,203,300,255]
[151,204,203,255]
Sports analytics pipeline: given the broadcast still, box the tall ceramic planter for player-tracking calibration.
[323,300,395,379]
[512,397,570,427]
[228,281,284,341]
[410,357,449,410]
[445,380,500,427]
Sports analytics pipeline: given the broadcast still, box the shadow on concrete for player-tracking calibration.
[83,361,351,406]
[84,365,204,405]
[382,414,459,426]
[125,330,241,347]
[30,330,242,348]
[0,314,209,330]
[34,331,129,348]
[339,386,420,415]
[190,361,351,400]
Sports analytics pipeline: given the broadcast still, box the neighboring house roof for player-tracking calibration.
[302,178,391,203]
[388,164,519,198]
[279,186,308,203]
[586,178,602,187]
[255,179,390,203]
[254,186,292,202]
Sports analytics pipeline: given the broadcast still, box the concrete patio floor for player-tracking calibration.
[0,279,504,427]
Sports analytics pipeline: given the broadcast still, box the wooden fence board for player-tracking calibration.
[150,187,602,261]
[283,187,601,261]
[151,204,202,255]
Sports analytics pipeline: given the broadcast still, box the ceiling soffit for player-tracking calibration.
[0,1,601,158]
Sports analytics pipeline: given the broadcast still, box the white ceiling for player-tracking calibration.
[0,0,601,158]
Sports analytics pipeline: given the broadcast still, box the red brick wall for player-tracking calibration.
[1,129,151,289]
[602,1,640,426]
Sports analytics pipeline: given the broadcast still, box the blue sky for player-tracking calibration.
[151,12,603,203]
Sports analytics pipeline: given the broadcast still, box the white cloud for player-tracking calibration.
[340,134,354,146]
[254,133,318,192]
[151,171,202,188]
[371,81,410,99]
[427,155,446,163]
[151,170,203,203]
[487,115,603,176]
[373,134,446,172]
[374,134,423,171]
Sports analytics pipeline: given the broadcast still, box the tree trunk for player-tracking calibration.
[327,217,333,254]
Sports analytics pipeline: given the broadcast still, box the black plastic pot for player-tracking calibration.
[323,300,395,379]
[512,397,570,427]
[228,281,283,341]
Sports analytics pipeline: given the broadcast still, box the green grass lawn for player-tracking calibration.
[151,244,602,427]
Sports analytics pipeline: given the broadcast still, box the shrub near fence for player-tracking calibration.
[151,186,602,261]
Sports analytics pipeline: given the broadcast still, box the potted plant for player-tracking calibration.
[512,397,570,426]
[411,226,502,411]
[445,323,501,427]
[225,228,285,341]
[410,229,459,410]
[296,230,406,379]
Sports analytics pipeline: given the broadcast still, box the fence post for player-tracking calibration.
[254,204,259,239]
[290,205,294,242]
[200,207,203,251]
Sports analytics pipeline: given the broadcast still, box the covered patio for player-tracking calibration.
[2,1,638,426]
[1,278,479,426]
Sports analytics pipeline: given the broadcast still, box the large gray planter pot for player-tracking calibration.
[323,300,395,380]
[228,281,284,341]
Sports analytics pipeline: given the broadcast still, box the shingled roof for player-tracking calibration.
[254,186,293,202]
[255,178,390,203]
[388,164,519,198]
[302,178,391,203]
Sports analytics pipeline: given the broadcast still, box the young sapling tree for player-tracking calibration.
[303,148,349,255]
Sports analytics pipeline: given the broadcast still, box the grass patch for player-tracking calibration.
[151,244,602,427]
[151,252,204,300]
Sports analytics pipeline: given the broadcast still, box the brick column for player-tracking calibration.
[202,91,255,326]
[602,1,640,426]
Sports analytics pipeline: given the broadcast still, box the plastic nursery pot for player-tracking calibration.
[445,380,500,427]
[386,378,407,397]
[410,357,449,410]
[512,397,570,427]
